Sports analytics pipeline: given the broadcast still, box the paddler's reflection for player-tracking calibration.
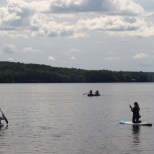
[132,125,140,145]
[133,125,140,133]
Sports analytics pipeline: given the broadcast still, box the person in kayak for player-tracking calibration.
[129,102,141,123]
[89,90,93,95]
[95,90,99,95]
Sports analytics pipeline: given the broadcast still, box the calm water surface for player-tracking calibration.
[0,83,154,154]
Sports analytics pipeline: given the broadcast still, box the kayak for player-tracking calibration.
[119,120,152,126]
[87,94,100,97]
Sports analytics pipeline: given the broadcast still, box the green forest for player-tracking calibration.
[0,61,153,83]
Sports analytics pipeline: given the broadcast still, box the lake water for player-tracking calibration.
[0,83,154,154]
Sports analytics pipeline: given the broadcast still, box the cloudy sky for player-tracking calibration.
[0,0,154,71]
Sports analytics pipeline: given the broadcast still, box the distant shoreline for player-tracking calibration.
[0,61,153,83]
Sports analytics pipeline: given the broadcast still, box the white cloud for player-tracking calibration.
[31,1,50,13]
[46,0,144,15]
[29,14,78,37]
[0,0,152,38]
[105,56,120,60]
[110,0,144,15]
[95,41,104,45]
[48,56,56,61]
[70,56,77,60]
[0,0,32,30]
[133,52,148,60]
[22,47,41,53]
[8,57,15,61]
[68,48,83,53]
[77,15,154,37]
[3,44,17,53]
[77,16,143,31]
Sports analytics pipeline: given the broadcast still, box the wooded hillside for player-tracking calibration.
[0,61,152,83]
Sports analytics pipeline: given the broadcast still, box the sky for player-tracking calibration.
[0,0,154,72]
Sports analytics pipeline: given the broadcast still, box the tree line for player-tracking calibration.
[0,61,152,83]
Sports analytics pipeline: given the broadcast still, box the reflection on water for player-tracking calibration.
[132,125,141,154]
[132,125,140,133]
[0,83,153,154]
[0,125,8,131]
[132,125,140,145]
[0,125,8,139]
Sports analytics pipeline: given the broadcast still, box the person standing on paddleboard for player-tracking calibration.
[129,102,141,123]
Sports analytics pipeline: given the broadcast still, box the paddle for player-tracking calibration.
[0,109,8,125]
[83,92,88,95]
[129,105,132,109]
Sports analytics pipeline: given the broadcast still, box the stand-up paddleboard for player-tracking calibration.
[119,120,152,126]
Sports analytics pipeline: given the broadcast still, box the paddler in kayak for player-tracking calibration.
[129,102,141,123]
[95,90,99,96]
[89,90,93,95]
